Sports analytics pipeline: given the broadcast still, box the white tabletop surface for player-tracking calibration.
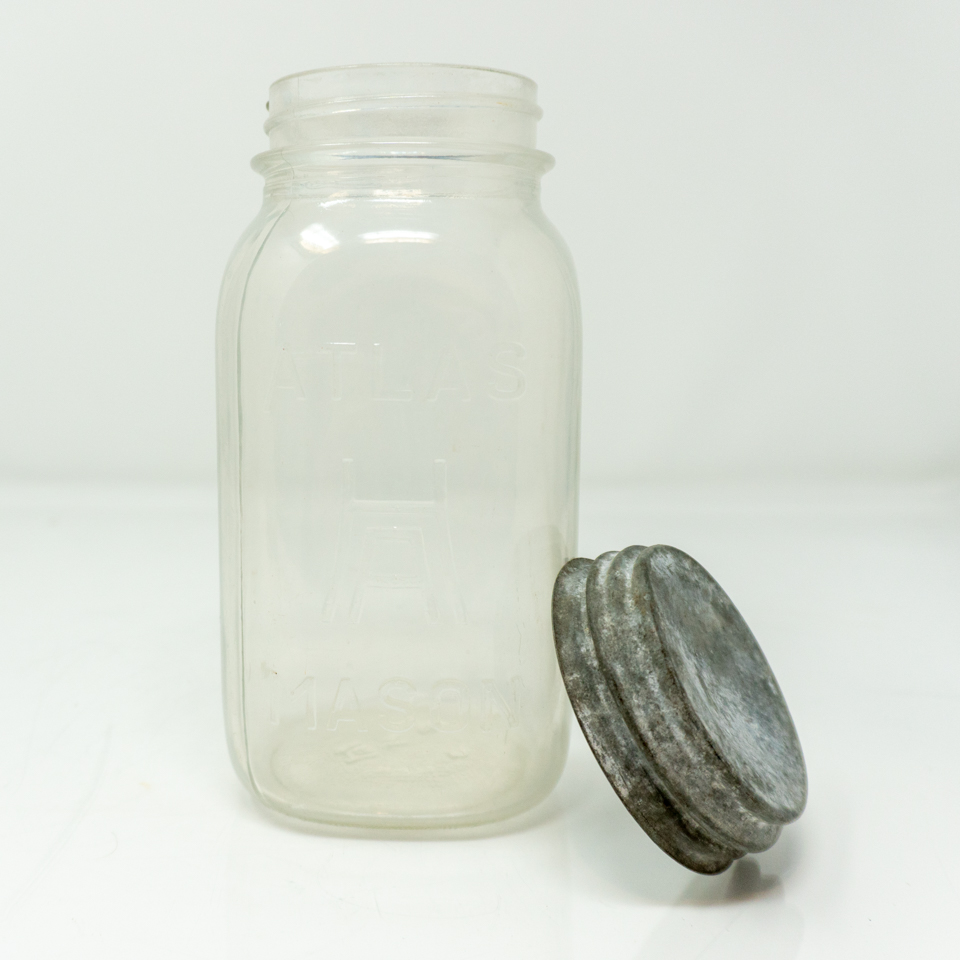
[1,481,957,959]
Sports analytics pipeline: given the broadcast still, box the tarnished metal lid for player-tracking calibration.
[552,545,807,874]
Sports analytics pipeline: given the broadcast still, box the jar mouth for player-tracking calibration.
[262,63,547,163]
[270,62,538,94]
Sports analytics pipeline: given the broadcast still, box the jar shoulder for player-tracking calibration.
[220,197,579,326]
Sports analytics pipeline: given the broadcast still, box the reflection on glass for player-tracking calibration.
[299,223,339,253]
[360,229,439,244]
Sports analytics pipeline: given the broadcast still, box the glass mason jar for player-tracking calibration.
[216,64,581,828]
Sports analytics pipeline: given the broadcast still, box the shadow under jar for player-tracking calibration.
[216,64,582,828]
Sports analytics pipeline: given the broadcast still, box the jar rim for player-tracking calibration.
[271,62,537,90]
[266,63,540,124]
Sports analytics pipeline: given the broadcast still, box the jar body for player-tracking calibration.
[216,67,581,828]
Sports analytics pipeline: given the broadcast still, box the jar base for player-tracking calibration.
[241,714,569,830]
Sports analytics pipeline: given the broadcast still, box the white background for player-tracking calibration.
[1,4,958,959]
[1,0,958,484]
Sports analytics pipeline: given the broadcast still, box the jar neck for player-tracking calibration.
[253,64,552,200]
[255,150,547,201]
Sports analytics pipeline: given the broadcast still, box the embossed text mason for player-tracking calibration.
[216,64,582,827]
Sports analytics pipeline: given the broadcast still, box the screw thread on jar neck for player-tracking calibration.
[252,63,554,198]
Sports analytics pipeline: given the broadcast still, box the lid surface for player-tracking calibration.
[552,544,807,874]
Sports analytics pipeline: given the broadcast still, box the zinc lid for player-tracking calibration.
[552,544,807,874]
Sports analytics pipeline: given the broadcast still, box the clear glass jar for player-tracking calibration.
[216,64,581,828]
